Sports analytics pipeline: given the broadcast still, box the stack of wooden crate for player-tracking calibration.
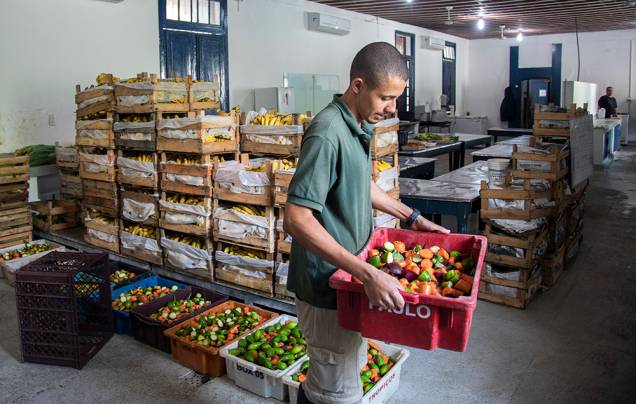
[273,160,296,301]
[0,154,32,248]
[76,75,120,253]
[371,118,401,229]
[55,143,82,200]
[157,110,240,281]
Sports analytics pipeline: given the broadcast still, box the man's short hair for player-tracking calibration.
[607,86,613,91]
[350,42,408,89]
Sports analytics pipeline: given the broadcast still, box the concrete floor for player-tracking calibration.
[1,147,635,404]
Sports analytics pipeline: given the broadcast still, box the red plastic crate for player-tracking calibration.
[329,228,487,352]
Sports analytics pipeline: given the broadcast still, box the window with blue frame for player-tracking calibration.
[159,0,229,110]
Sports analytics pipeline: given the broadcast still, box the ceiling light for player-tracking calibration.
[477,18,485,30]
[516,31,524,42]
[405,0,413,3]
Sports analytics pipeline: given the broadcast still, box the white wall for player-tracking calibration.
[0,0,160,152]
[227,0,469,114]
[0,0,468,151]
[466,29,636,131]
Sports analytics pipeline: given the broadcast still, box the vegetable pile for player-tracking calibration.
[366,241,475,298]
[291,341,395,394]
[112,285,179,311]
[149,293,212,324]
[228,320,306,371]
[175,306,262,348]
[110,269,137,285]
[1,242,51,261]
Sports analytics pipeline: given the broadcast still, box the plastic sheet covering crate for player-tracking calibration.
[75,113,115,149]
[160,229,214,281]
[371,118,399,158]
[283,341,410,404]
[219,314,306,401]
[114,73,189,114]
[79,148,116,183]
[113,113,158,152]
[120,188,160,227]
[116,151,159,190]
[212,201,276,253]
[157,111,239,154]
[159,192,212,237]
[240,119,304,156]
[111,275,186,335]
[511,143,570,182]
[83,209,119,254]
[160,153,229,197]
[119,221,163,266]
[329,228,487,352]
[31,199,79,232]
[163,301,278,377]
[131,286,227,353]
[213,156,274,207]
[480,180,555,220]
[189,76,221,111]
[15,252,113,369]
[214,242,276,296]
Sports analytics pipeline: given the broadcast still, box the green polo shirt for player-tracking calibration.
[286,96,374,309]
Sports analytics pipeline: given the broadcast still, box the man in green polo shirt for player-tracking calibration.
[284,42,449,404]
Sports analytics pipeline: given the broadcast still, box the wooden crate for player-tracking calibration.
[75,113,115,149]
[159,192,212,237]
[114,118,157,152]
[478,269,542,309]
[55,143,80,172]
[213,155,274,207]
[274,255,294,301]
[533,104,588,139]
[212,201,276,253]
[273,162,296,208]
[0,183,29,211]
[119,221,162,266]
[159,153,221,197]
[0,154,30,186]
[0,206,32,249]
[276,208,291,255]
[83,210,120,253]
[59,174,83,199]
[483,223,549,269]
[79,148,116,182]
[541,244,565,288]
[511,144,569,182]
[371,121,399,158]
[120,188,160,226]
[116,151,159,189]
[82,179,118,217]
[189,76,221,111]
[75,76,116,118]
[240,124,303,156]
[161,229,213,281]
[480,181,555,220]
[214,241,276,296]
[157,111,239,154]
[114,73,189,113]
[31,200,79,232]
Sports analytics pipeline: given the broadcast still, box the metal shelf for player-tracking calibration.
[34,229,296,315]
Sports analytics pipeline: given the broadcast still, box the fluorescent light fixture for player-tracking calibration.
[516,31,524,42]
[477,18,485,30]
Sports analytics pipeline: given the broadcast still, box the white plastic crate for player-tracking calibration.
[282,340,410,404]
[219,314,307,401]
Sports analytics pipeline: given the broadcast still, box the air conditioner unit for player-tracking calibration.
[307,12,351,36]
[421,36,445,51]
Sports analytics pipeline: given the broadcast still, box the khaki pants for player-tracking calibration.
[295,298,367,404]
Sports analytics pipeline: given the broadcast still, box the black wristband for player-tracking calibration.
[403,208,421,228]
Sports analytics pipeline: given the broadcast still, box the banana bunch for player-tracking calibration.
[80,110,108,120]
[119,114,153,123]
[128,154,154,163]
[161,113,187,119]
[375,160,393,173]
[251,112,293,126]
[92,214,116,225]
[198,97,216,102]
[203,134,231,143]
[96,73,118,85]
[274,159,296,171]
[232,204,266,216]
[170,97,186,104]
[124,224,156,238]
[247,163,267,172]
[223,245,266,260]
[169,234,204,249]
[173,156,201,165]
[165,194,205,206]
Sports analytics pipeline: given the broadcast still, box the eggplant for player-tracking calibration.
[403,271,418,282]
[386,263,404,278]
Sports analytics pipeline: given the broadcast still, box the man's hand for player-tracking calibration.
[411,215,451,234]
[362,265,405,310]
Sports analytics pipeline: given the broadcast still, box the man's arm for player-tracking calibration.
[284,202,405,310]
[371,180,450,233]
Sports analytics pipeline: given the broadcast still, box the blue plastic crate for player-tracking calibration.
[111,275,187,335]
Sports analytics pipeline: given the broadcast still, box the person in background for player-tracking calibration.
[598,86,618,118]
[284,42,450,404]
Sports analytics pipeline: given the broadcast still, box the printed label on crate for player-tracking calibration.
[236,363,265,380]
[367,372,396,402]
[368,302,431,320]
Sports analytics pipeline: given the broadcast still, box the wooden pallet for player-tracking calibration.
[115,73,189,113]
[159,192,212,237]
[159,153,224,197]
[75,76,116,118]
[156,111,239,154]
[189,75,221,111]
[483,223,549,269]
[79,148,116,182]
[0,155,30,186]
[213,155,274,207]
[119,221,163,266]
[161,229,213,280]
[116,151,159,189]
[75,113,115,149]
[120,188,160,226]
[480,180,555,220]
[541,244,565,288]
[31,200,79,232]
[371,122,400,158]
[511,144,570,182]
[212,201,276,253]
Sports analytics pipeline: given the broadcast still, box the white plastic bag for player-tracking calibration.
[214,159,271,195]
[120,231,161,253]
[80,152,114,166]
[375,166,399,192]
[158,199,210,217]
[166,173,204,186]
[217,264,268,279]
[165,212,204,225]
[88,228,116,243]
[77,129,108,140]
[215,250,274,271]
[117,156,156,178]
[161,237,210,270]
[122,198,156,223]
[77,94,110,109]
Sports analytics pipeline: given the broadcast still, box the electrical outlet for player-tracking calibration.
[48,114,56,126]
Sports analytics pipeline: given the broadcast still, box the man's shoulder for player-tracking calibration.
[304,104,346,144]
